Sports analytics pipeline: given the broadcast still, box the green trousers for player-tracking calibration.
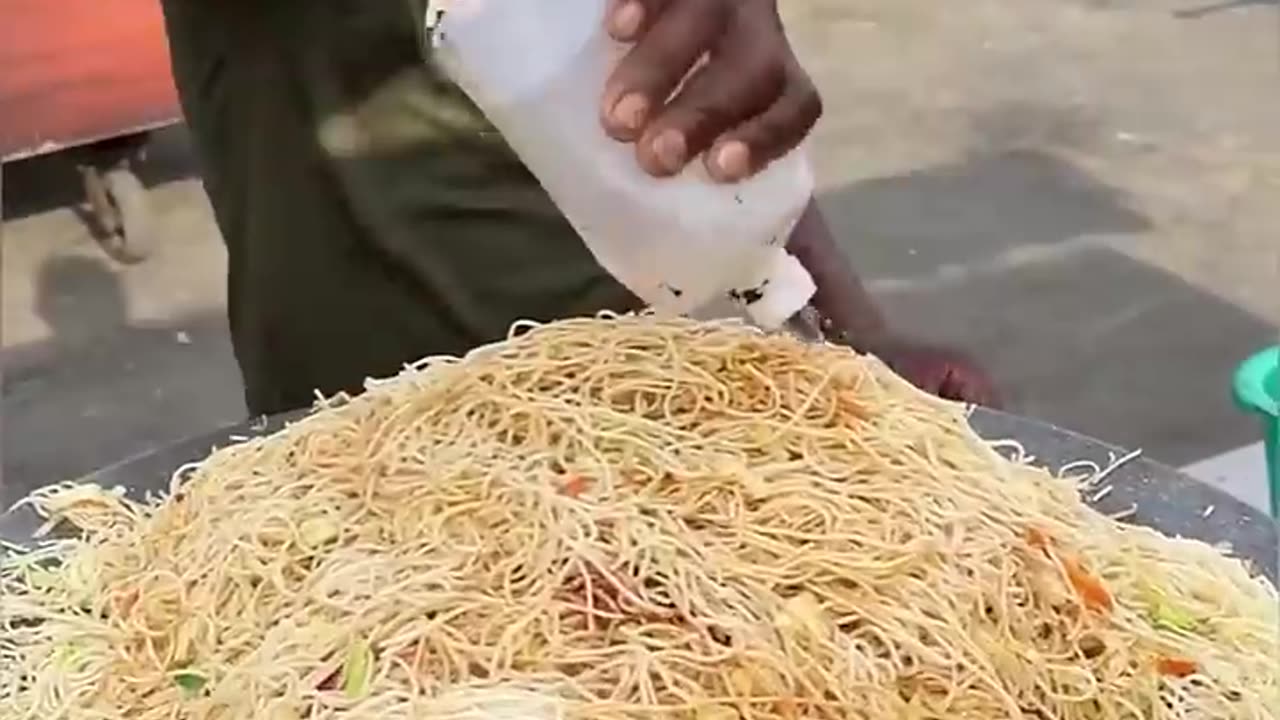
[159,0,637,415]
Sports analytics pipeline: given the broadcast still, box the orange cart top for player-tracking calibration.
[0,0,180,161]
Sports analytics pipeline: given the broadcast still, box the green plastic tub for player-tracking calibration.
[1233,346,1280,518]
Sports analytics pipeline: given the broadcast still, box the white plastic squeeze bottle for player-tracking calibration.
[431,0,820,333]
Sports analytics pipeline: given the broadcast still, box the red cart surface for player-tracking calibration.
[2,0,181,262]
[0,0,180,161]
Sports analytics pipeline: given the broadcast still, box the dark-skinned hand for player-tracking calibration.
[596,1,1000,407]
[600,0,822,182]
[869,336,1004,408]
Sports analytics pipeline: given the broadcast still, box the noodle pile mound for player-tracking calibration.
[1,316,1276,720]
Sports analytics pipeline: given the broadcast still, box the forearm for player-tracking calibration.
[787,199,888,350]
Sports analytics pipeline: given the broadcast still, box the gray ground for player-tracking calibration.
[2,0,1278,504]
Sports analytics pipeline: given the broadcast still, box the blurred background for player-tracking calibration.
[2,0,1277,506]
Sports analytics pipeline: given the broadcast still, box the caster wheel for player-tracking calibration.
[81,164,153,264]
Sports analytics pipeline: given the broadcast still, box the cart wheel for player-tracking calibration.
[80,164,153,264]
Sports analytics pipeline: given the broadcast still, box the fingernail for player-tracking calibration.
[609,1,645,38]
[651,130,687,174]
[610,93,649,132]
[710,141,752,181]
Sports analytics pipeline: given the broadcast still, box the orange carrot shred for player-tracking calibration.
[1062,555,1113,613]
[561,475,590,498]
[114,588,140,616]
[1026,526,1054,552]
[1156,656,1199,677]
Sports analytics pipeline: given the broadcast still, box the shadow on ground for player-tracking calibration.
[818,148,1276,467]
[1,254,244,504]
[1174,0,1278,19]
[820,149,1151,278]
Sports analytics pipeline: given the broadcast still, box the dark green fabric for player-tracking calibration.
[159,0,637,416]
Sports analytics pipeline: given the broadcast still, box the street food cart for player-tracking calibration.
[0,0,181,262]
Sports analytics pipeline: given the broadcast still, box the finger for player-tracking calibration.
[601,0,730,141]
[940,366,1002,408]
[704,67,823,182]
[605,0,672,41]
[635,42,786,177]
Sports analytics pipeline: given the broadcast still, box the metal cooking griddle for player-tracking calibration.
[2,408,1275,582]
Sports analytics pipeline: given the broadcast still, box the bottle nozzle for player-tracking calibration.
[735,249,818,330]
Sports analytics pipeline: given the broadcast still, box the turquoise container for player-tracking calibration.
[1233,346,1279,518]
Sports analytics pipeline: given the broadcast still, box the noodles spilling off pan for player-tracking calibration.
[1,316,1276,719]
